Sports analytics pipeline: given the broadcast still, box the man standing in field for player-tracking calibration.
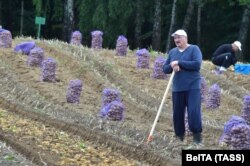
[163,29,203,146]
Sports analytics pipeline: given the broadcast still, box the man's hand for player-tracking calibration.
[170,60,179,68]
[173,65,180,72]
[171,61,180,72]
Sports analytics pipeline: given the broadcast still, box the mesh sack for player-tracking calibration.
[116,35,128,56]
[14,41,36,55]
[151,56,167,79]
[241,95,250,123]
[136,48,150,69]
[219,115,247,145]
[0,29,12,48]
[91,30,103,49]
[223,115,247,135]
[41,57,56,82]
[27,47,44,66]
[100,88,121,117]
[101,88,121,106]
[206,84,221,109]
[70,31,82,46]
[101,101,125,121]
[230,124,250,150]
[0,28,5,33]
[66,79,83,103]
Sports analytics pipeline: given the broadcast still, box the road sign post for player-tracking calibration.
[35,16,46,39]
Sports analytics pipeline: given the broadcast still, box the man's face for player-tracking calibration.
[173,35,187,48]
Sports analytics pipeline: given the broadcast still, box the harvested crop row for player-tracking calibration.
[0,108,140,166]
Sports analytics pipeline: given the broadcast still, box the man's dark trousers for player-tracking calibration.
[172,89,202,137]
[212,52,235,68]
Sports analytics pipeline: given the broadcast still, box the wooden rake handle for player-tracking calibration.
[146,71,175,144]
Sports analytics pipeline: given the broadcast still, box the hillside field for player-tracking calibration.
[0,37,249,166]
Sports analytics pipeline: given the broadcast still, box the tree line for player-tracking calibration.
[0,0,250,61]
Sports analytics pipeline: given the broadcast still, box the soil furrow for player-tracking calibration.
[0,96,176,166]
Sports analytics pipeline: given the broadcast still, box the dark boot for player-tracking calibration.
[177,135,184,141]
[193,133,202,144]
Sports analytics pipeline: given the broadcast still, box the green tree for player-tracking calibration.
[78,0,95,46]
[182,0,196,31]
[33,0,42,16]
[50,0,64,39]
[107,0,134,47]
[134,0,144,48]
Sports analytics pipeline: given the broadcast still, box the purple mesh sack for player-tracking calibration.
[0,28,5,33]
[136,48,150,69]
[70,31,82,46]
[116,35,128,56]
[100,104,110,118]
[223,115,247,134]
[230,124,250,150]
[206,84,221,109]
[101,88,121,106]
[241,95,250,123]
[14,41,36,55]
[101,101,125,121]
[100,88,121,117]
[41,58,56,82]
[66,79,83,103]
[200,77,208,103]
[219,115,247,145]
[91,30,103,49]
[0,29,12,48]
[27,47,44,66]
[151,56,167,79]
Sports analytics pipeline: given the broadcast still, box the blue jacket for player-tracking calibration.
[163,45,202,92]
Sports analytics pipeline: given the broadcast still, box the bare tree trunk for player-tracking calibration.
[238,4,250,61]
[134,0,143,48]
[182,0,195,31]
[20,0,24,35]
[63,0,74,42]
[152,0,162,51]
[197,0,202,46]
[166,0,177,53]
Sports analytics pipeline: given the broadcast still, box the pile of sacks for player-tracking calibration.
[14,41,44,66]
[100,88,125,121]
